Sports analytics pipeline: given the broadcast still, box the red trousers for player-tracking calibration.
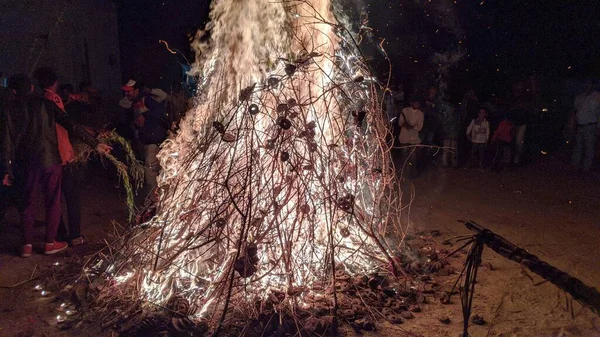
[21,164,63,244]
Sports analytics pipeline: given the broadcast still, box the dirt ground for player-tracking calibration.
[1,151,599,337]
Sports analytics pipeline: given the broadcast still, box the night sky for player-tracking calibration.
[116,0,600,101]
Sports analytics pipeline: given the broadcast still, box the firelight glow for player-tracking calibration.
[104,0,405,325]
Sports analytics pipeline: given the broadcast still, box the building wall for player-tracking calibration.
[0,0,122,102]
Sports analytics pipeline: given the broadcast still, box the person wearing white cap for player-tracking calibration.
[121,79,168,198]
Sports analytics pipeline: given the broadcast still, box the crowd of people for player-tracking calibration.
[0,66,598,258]
[384,78,600,177]
[0,69,189,258]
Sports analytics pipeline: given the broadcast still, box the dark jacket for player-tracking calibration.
[132,93,167,145]
[1,95,99,176]
[1,93,30,177]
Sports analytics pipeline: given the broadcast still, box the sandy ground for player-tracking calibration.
[1,152,599,337]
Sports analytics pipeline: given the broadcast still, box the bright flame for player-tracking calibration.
[107,0,404,324]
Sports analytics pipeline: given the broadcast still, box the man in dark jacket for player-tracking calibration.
[1,72,110,257]
[0,75,31,225]
[122,79,167,199]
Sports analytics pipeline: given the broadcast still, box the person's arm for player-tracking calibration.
[398,108,406,127]
[485,121,490,141]
[414,110,424,132]
[466,119,474,137]
[49,101,109,153]
[491,124,499,143]
[49,101,98,149]
[149,88,168,102]
[595,93,600,126]
[141,96,165,121]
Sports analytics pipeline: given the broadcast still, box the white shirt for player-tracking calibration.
[466,118,489,144]
[398,107,424,144]
[574,91,600,125]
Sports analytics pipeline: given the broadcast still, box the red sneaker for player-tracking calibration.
[21,244,33,258]
[44,241,68,255]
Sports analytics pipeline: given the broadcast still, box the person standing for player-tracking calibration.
[0,74,66,258]
[57,84,106,246]
[422,87,443,153]
[508,81,533,166]
[491,113,515,172]
[35,68,102,247]
[165,82,189,136]
[572,80,600,172]
[122,79,167,199]
[466,108,490,168]
[383,85,401,146]
[440,102,460,168]
[2,70,109,257]
[398,97,424,175]
[0,75,31,228]
[459,88,479,165]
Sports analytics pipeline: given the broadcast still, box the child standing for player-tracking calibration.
[491,113,514,171]
[466,108,490,168]
[440,102,460,168]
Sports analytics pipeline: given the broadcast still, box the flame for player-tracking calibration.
[109,0,404,324]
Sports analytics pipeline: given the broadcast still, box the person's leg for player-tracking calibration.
[477,143,485,168]
[502,143,512,168]
[21,167,41,245]
[582,125,596,172]
[451,139,458,168]
[400,146,413,176]
[144,144,160,196]
[0,185,10,226]
[514,125,527,164]
[399,145,419,178]
[57,166,70,240]
[62,165,83,239]
[40,165,63,244]
[468,142,477,167]
[442,139,451,167]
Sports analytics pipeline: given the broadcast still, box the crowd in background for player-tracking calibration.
[0,65,598,258]
[383,77,600,177]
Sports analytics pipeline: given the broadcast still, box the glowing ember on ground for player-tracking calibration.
[95,0,405,329]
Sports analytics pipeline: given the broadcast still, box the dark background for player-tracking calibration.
[114,0,210,90]
[114,0,600,102]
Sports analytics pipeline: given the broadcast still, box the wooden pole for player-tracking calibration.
[465,221,600,316]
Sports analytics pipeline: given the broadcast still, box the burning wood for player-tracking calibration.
[82,0,408,334]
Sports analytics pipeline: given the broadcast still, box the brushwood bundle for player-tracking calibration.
[85,0,408,333]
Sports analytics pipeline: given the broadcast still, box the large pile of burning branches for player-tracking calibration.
[83,0,410,334]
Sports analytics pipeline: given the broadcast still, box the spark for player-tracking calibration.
[158,39,177,54]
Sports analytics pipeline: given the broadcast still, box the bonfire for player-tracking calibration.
[87,0,408,334]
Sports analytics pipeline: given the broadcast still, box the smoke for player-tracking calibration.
[432,48,466,97]
[410,0,465,96]
[413,0,464,40]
